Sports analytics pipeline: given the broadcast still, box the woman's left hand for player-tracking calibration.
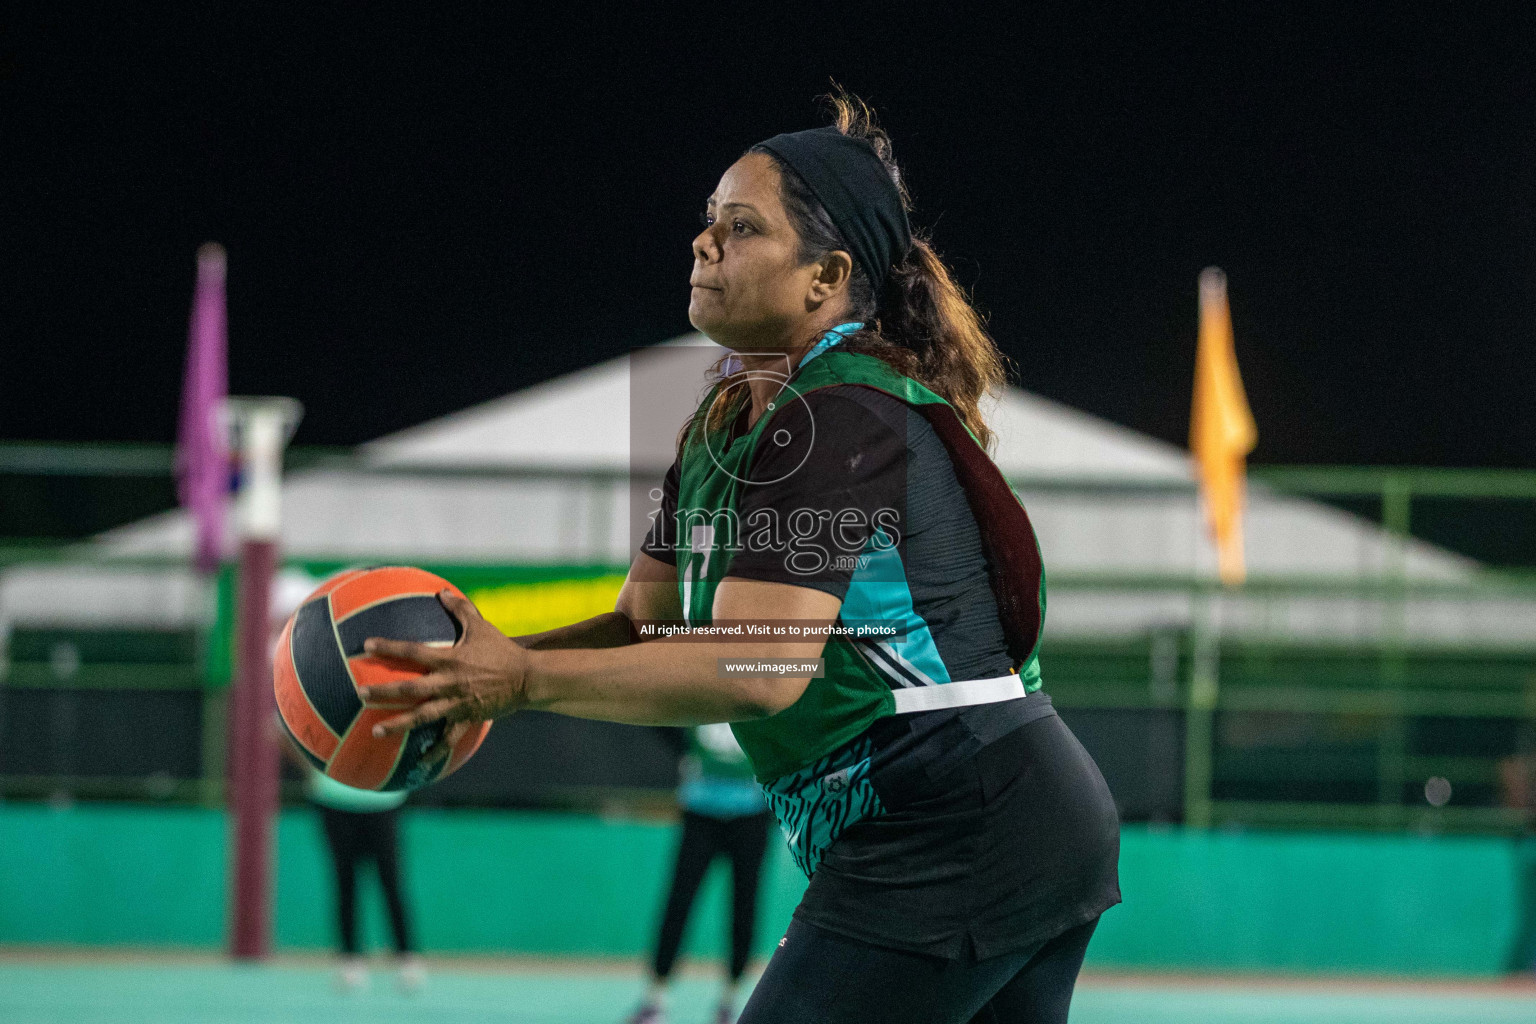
[358,589,528,754]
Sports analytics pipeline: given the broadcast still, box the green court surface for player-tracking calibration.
[3,960,1536,1024]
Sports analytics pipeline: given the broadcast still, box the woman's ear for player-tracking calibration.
[807,250,854,305]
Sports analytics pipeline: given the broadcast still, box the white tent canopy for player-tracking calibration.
[94,332,1470,577]
[360,335,1194,482]
[6,333,1526,645]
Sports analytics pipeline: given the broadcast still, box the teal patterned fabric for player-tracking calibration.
[761,734,885,876]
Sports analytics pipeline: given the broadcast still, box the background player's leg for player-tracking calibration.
[319,807,361,955]
[629,812,726,1022]
[364,808,414,956]
[966,918,1098,1024]
[1505,835,1536,972]
[358,806,426,992]
[721,812,771,1019]
[654,813,721,976]
[319,806,366,991]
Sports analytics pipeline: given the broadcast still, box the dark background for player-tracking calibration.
[2,6,1533,467]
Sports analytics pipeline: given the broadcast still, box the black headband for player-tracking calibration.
[756,126,913,291]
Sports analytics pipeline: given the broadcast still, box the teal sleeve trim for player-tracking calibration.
[796,321,866,369]
[840,534,953,688]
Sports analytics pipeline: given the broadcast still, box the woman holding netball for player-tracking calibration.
[363,93,1121,1023]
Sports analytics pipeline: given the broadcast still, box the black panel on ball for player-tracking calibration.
[292,597,362,736]
[336,595,458,657]
[383,721,449,792]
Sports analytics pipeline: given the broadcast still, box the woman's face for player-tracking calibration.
[688,152,844,352]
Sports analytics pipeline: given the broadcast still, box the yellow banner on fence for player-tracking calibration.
[467,575,628,637]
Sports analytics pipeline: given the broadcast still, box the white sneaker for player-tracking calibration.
[397,955,427,994]
[335,956,368,993]
[625,1002,666,1024]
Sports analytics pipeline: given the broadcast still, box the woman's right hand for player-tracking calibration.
[359,589,528,744]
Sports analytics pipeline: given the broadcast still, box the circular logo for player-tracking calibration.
[822,768,849,795]
[701,371,817,485]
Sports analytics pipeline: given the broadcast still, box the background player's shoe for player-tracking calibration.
[713,1003,737,1024]
[335,955,367,993]
[397,955,427,994]
[624,1002,664,1024]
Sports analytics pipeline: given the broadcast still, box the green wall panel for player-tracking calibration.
[1090,827,1521,974]
[1,804,1525,975]
[0,804,228,946]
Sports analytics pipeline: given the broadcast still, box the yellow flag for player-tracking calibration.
[1190,267,1257,585]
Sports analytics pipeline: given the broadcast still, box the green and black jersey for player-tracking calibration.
[642,330,1049,875]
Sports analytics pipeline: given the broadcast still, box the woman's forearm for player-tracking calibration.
[522,638,819,726]
[361,579,840,741]
[514,611,641,651]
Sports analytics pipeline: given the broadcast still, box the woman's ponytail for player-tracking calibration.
[864,236,1006,450]
[756,89,1008,449]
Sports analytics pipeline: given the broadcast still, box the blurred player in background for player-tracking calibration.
[1500,752,1536,973]
[272,570,424,994]
[277,740,424,992]
[628,724,773,1024]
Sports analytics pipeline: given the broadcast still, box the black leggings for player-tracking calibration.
[739,916,1098,1024]
[652,810,772,981]
[318,805,413,955]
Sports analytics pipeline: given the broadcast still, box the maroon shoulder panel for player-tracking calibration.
[914,404,1045,668]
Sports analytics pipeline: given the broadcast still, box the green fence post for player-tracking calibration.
[1184,586,1219,828]
[200,690,227,807]
[199,567,234,808]
[1378,474,1412,818]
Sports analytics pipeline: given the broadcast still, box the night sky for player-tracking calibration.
[3,6,1533,467]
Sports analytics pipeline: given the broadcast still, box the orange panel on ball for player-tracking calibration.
[328,566,464,621]
[307,567,370,602]
[349,653,432,687]
[327,707,409,791]
[272,615,339,762]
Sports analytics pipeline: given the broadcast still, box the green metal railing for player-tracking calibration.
[3,440,1533,557]
[0,441,352,476]
[3,443,1535,830]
